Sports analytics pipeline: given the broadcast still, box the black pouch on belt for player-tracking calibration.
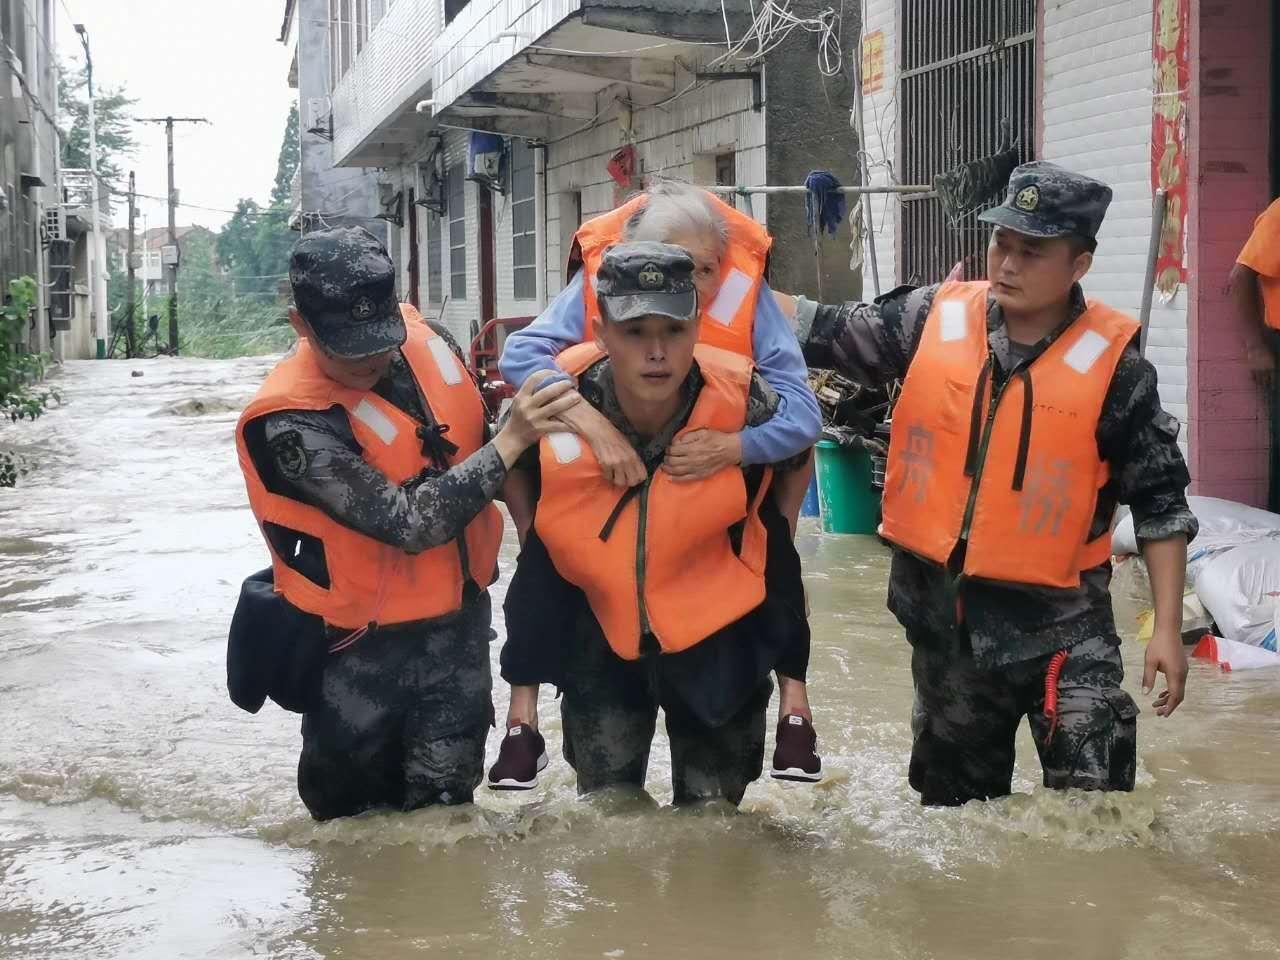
[227,568,327,714]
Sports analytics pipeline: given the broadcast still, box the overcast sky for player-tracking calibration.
[58,0,296,233]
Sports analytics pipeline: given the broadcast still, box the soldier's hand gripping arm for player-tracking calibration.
[263,372,578,555]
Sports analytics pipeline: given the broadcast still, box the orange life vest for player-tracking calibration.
[235,306,502,629]
[570,191,771,357]
[880,281,1139,589]
[534,342,772,660]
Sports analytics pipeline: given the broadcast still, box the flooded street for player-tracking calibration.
[3,357,1280,959]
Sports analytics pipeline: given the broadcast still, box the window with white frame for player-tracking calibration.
[426,210,444,304]
[447,165,467,300]
[510,140,537,301]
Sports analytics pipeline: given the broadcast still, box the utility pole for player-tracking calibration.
[74,24,109,360]
[125,172,137,359]
[137,116,210,354]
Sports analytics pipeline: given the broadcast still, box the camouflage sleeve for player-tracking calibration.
[261,409,508,555]
[745,372,810,472]
[797,283,939,385]
[744,371,780,428]
[1097,347,1199,544]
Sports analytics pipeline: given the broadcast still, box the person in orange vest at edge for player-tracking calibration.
[1227,195,1280,511]
[229,227,579,821]
[492,180,824,789]
[781,162,1197,805]
[487,242,815,803]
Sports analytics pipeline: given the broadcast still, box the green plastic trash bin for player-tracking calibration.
[814,439,881,535]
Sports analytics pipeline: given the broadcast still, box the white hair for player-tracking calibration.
[621,179,729,254]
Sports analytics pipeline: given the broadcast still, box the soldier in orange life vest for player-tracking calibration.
[230,227,578,821]
[791,163,1197,804]
[489,242,818,802]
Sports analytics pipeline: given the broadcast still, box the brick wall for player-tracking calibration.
[1187,0,1273,504]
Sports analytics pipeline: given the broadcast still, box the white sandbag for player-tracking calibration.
[1194,541,1280,650]
[1191,634,1280,671]
[1112,496,1280,558]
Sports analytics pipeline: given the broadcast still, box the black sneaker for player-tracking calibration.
[487,723,548,791]
[770,714,823,782]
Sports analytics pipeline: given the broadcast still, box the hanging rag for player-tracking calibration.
[804,170,847,237]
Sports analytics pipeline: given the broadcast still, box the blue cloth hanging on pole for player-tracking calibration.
[804,170,847,236]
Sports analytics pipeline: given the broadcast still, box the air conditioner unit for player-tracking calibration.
[306,97,333,140]
[466,132,506,193]
[473,151,501,180]
[415,159,445,215]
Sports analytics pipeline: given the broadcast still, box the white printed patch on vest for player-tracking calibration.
[1063,329,1109,374]
[427,335,463,385]
[706,268,753,327]
[351,398,399,445]
[548,431,582,464]
[939,300,967,342]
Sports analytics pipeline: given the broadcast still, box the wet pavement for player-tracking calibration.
[2,357,1279,959]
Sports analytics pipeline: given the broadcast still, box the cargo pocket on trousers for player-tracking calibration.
[1046,686,1138,792]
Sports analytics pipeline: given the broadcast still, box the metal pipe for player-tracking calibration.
[1139,188,1169,355]
[702,184,933,195]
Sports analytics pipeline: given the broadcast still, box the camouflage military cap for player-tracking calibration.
[596,241,698,323]
[978,161,1112,242]
[290,226,405,359]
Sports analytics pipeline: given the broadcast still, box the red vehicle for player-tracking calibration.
[469,316,534,418]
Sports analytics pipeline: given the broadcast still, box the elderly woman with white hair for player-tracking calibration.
[491,181,824,792]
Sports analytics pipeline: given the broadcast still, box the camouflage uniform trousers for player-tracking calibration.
[559,619,772,806]
[297,592,495,821]
[908,632,1138,806]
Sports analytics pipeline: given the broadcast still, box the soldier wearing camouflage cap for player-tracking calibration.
[786,161,1196,805]
[489,241,822,800]
[229,226,579,821]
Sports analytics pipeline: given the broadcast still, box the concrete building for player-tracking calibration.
[279,0,389,243]
[298,0,863,350]
[858,0,1278,507]
[0,0,84,358]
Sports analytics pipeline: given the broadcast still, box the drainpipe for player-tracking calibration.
[533,141,548,309]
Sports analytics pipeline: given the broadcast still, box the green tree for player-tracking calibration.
[1,277,59,486]
[57,61,138,195]
[271,105,300,208]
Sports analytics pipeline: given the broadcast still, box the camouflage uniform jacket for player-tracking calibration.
[245,325,508,561]
[799,283,1199,668]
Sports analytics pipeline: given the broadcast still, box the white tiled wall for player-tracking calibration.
[1042,0,1187,434]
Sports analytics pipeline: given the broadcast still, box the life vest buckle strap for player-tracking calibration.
[598,482,646,542]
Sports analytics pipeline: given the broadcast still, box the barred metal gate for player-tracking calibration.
[899,0,1036,284]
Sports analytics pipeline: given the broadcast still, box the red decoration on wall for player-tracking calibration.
[607,144,637,189]
[1152,0,1190,298]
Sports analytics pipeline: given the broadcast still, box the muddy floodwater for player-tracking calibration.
[2,357,1279,959]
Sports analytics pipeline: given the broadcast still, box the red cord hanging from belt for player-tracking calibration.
[1043,650,1069,744]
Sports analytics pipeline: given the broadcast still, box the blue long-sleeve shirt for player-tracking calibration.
[499,270,821,464]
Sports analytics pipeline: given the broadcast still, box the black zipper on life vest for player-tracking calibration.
[598,477,657,655]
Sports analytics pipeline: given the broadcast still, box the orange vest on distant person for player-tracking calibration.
[534,342,771,659]
[571,191,771,357]
[235,306,502,629]
[880,282,1139,589]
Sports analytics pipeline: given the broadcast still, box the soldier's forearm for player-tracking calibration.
[1141,535,1188,634]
